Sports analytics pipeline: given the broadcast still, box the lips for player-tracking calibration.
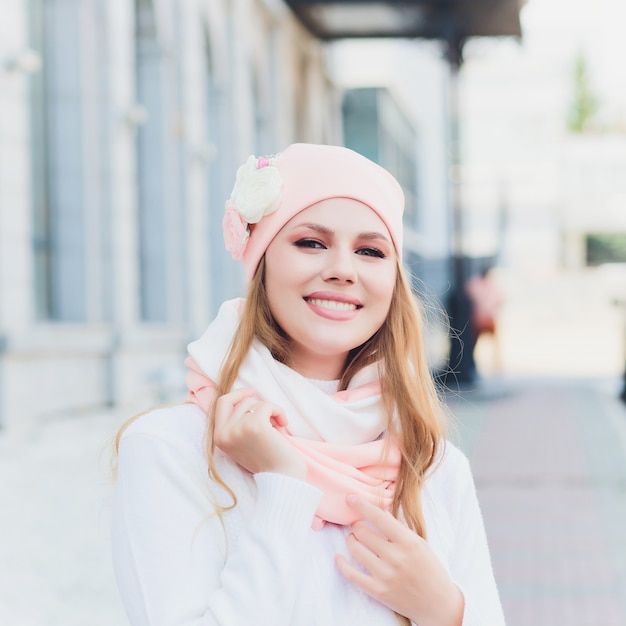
[305,298,359,311]
[304,292,363,308]
[303,293,363,320]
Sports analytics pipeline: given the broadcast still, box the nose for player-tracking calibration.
[321,248,357,284]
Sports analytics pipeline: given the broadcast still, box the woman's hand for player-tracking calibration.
[213,388,307,481]
[335,495,464,626]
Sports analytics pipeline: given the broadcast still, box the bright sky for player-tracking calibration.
[462,0,626,127]
[521,0,626,113]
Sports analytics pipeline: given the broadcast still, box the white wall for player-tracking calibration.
[0,0,341,432]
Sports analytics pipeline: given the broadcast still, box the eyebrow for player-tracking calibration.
[296,222,392,244]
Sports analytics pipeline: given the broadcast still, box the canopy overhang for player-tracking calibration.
[284,0,523,42]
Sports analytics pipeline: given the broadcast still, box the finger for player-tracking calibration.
[235,397,259,417]
[346,495,406,543]
[214,388,257,425]
[351,520,390,558]
[335,554,379,597]
[268,406,289,428]
[245,400,289,429]
[222,387,258,407]
[345,531,382,575]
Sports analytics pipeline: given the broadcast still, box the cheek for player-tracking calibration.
[264,269,287,315]
[370,267,396,307]
[266,243,309,274]
[264,245,287,273]
[264,247,293,289]
[264,253,305,320]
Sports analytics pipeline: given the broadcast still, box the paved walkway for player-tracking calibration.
[449,376,626,626]
[0,409,128,626]
[1,375,626,625]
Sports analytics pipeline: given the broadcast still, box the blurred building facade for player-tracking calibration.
[559,135,626,268]
[0,0,455,431]
[459,32,626,272]
[0,0,343,430]
[342,86,449,295]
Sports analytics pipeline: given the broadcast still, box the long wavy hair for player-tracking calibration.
[207,256,447,540]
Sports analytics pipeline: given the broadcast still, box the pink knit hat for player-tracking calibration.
[222,143,405,282]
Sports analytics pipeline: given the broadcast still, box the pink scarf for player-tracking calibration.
[185,299,401,530]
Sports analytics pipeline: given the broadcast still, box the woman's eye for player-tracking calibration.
[294,238,325,249]
[357,247,386,258]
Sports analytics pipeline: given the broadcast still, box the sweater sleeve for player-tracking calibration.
[111,425,323,626]
[446,451,506,626]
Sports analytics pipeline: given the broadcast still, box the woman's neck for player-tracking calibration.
[307,377,340,394]
[286,351,346,381]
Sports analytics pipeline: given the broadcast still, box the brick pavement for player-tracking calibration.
[448,377,626,626]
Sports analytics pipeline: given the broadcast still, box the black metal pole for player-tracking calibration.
[443,36,477,386]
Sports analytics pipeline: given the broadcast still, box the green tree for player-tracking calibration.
[567,52,598,133]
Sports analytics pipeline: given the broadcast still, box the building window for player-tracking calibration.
[342,87,419,226]
[135,0,168,322]
[29,0,51,319]
[586,233,626,265]
[204,27,238,314]
[29,0,90,321]
[134,0,187,323]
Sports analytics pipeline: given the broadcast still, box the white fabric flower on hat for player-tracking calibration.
[229,155,282,224]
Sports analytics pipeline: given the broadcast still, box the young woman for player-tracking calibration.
[112,143,505,626]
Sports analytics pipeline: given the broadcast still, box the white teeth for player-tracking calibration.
[307,298,357,311]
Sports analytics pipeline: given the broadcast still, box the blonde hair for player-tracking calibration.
[211,256,446,626]
[208,256,447,538]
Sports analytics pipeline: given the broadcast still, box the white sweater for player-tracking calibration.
[111,403,505,626]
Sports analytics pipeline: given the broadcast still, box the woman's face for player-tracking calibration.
[264,198,397,380]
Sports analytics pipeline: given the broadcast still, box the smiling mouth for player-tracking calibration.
[304,298,361,311]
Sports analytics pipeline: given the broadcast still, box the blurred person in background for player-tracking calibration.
[111,144,504,626]
[465,264,504,376]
